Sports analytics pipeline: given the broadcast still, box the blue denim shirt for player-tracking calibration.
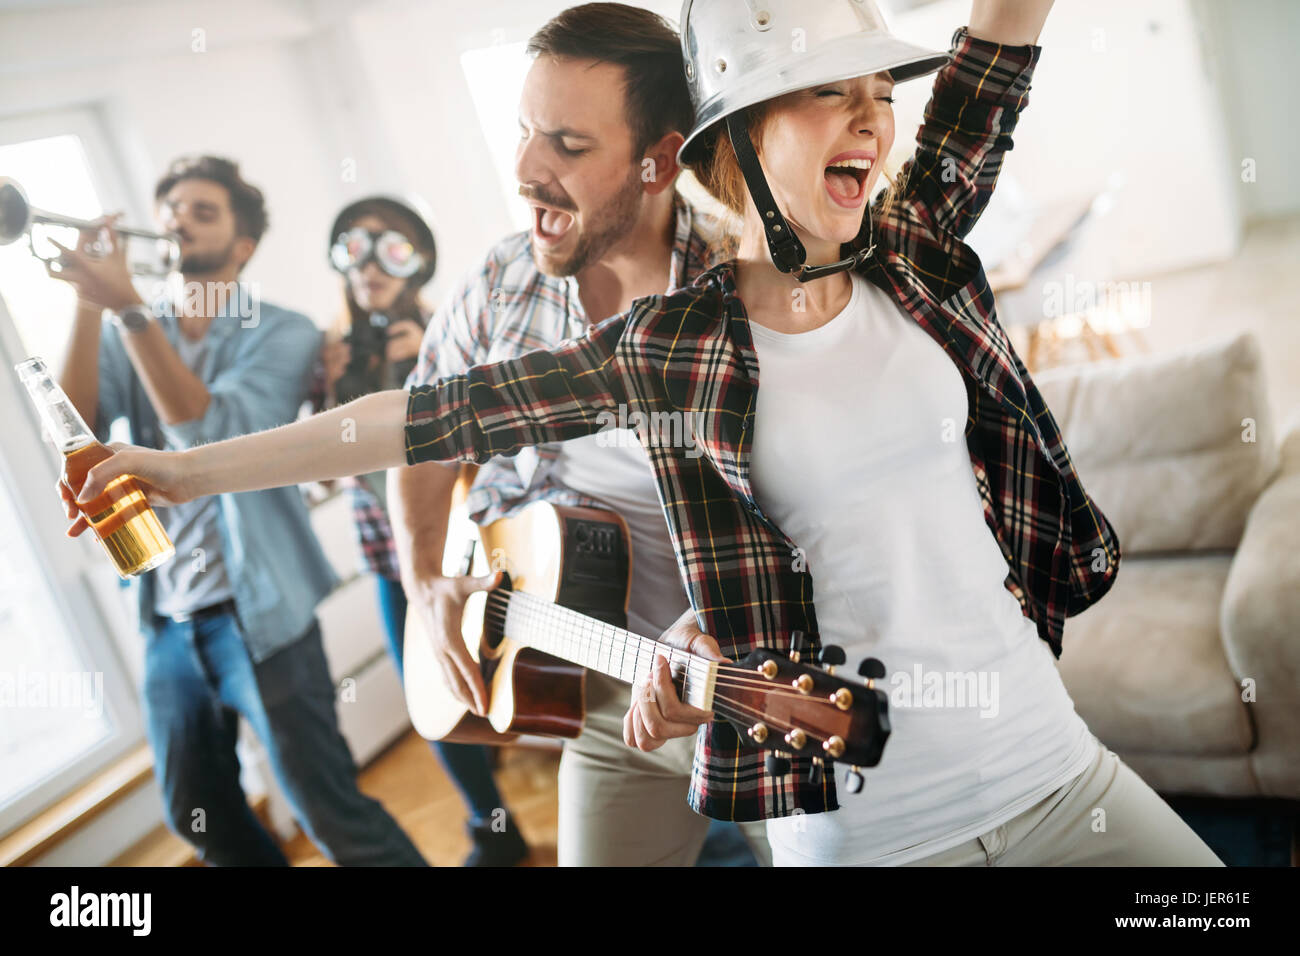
[94,292,339,662]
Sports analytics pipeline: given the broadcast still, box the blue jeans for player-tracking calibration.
[374,575,504,824]
[143,610,427,866]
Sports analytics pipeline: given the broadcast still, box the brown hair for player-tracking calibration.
[688,107,907,261]
[154,155,268,242]
[525,3,693,158]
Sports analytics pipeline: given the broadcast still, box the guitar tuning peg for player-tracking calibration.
[816,644,846,671]
[789,630,808,663]
[844,766,865,794]
[857,657,886,680]
[808,757,824,786]
[765,753,792,777]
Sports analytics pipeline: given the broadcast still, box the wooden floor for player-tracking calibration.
[282,732,561,867]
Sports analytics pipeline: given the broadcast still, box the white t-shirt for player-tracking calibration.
[749,272,1094,866]
[153,332,235,617]
[548,431,688,640]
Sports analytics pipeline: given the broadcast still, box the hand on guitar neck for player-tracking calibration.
[402,500,891,783]
[624,607,727,753]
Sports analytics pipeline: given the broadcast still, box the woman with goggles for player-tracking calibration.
[317,196,528,867]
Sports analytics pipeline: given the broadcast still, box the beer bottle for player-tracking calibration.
[15,357,174,578]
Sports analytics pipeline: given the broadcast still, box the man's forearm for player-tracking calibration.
[119,321,212,425]
[59,302,105,426]
[389,460,460,587]
[185,388,411,497]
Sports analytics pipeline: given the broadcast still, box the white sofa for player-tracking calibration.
[1034,331,1300,801]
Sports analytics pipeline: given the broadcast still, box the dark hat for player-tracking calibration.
[328,194,437,285]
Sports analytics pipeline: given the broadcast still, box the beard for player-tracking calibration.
[531,168,644,278]
[179,236,237,275]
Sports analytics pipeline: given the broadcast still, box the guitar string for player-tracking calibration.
[708,699,836,753]
[489,592,748,702]
[484,591,847,702]
[485,604,714,706]
[484,592,844,706]
[482,591,846,710]
[486,592,714,692]
[482,596,847,748]
[706,691,861,758]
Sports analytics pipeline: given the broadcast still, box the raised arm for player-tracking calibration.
[968,0,1053,46]
[884,1,1051,245]
[50,220,214,425]
[157,313,323,447]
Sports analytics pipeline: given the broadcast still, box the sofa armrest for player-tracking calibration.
[1218,410,1300,797]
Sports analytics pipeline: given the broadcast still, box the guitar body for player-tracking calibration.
[403,501,632,744]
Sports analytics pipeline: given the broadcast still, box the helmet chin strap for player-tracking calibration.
[726,112,876,283]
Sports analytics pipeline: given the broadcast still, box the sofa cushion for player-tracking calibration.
[1034,331,1279,554]
[1056,553,1255,758]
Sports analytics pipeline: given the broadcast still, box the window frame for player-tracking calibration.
[0,106,150,837]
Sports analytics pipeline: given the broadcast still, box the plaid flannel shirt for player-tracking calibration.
[404,30,1122,822]
[344,479,401,581]
[405,192,716,523]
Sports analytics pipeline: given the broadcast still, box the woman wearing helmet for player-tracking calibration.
[69,1,1221,866]
[319,197,528,866]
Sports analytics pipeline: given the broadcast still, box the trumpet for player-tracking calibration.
[0,176,180,276]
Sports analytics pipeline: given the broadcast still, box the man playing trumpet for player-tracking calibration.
[48,155,427,867]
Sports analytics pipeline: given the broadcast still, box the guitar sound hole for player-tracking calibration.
[482,581,509,653]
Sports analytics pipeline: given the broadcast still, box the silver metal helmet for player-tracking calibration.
[677,0,951,281]
[679,0,951,165]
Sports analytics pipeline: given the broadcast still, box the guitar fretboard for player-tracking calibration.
[485,590,716,710]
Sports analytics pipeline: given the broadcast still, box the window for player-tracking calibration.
[0,110,144,835]
[460,40,534,233]
[0,453,114,808]
[2,136,104,369]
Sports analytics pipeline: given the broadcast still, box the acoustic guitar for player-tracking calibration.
[402,500,891,783]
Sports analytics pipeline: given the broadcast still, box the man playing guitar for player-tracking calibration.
[387,2,772,866]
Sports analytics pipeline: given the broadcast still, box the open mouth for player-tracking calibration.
[823,157,872,208]
[531,204,575,245]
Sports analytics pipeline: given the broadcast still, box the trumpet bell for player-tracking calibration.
[0,177,30,244]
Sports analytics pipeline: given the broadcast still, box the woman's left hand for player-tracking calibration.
[385,319,424,364]
[623,608,723,752]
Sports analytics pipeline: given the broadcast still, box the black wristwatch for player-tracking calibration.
[112,303,152,333]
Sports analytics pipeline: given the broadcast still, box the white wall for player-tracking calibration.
[1191,0,1300,224]
[889,0,1242,281]
[0,1,345,325]
[2,0,1273,307]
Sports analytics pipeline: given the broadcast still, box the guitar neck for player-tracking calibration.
[490,590,717,710]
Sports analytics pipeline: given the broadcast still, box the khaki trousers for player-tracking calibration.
[900,735,1225,866]
[557,671,772,866]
